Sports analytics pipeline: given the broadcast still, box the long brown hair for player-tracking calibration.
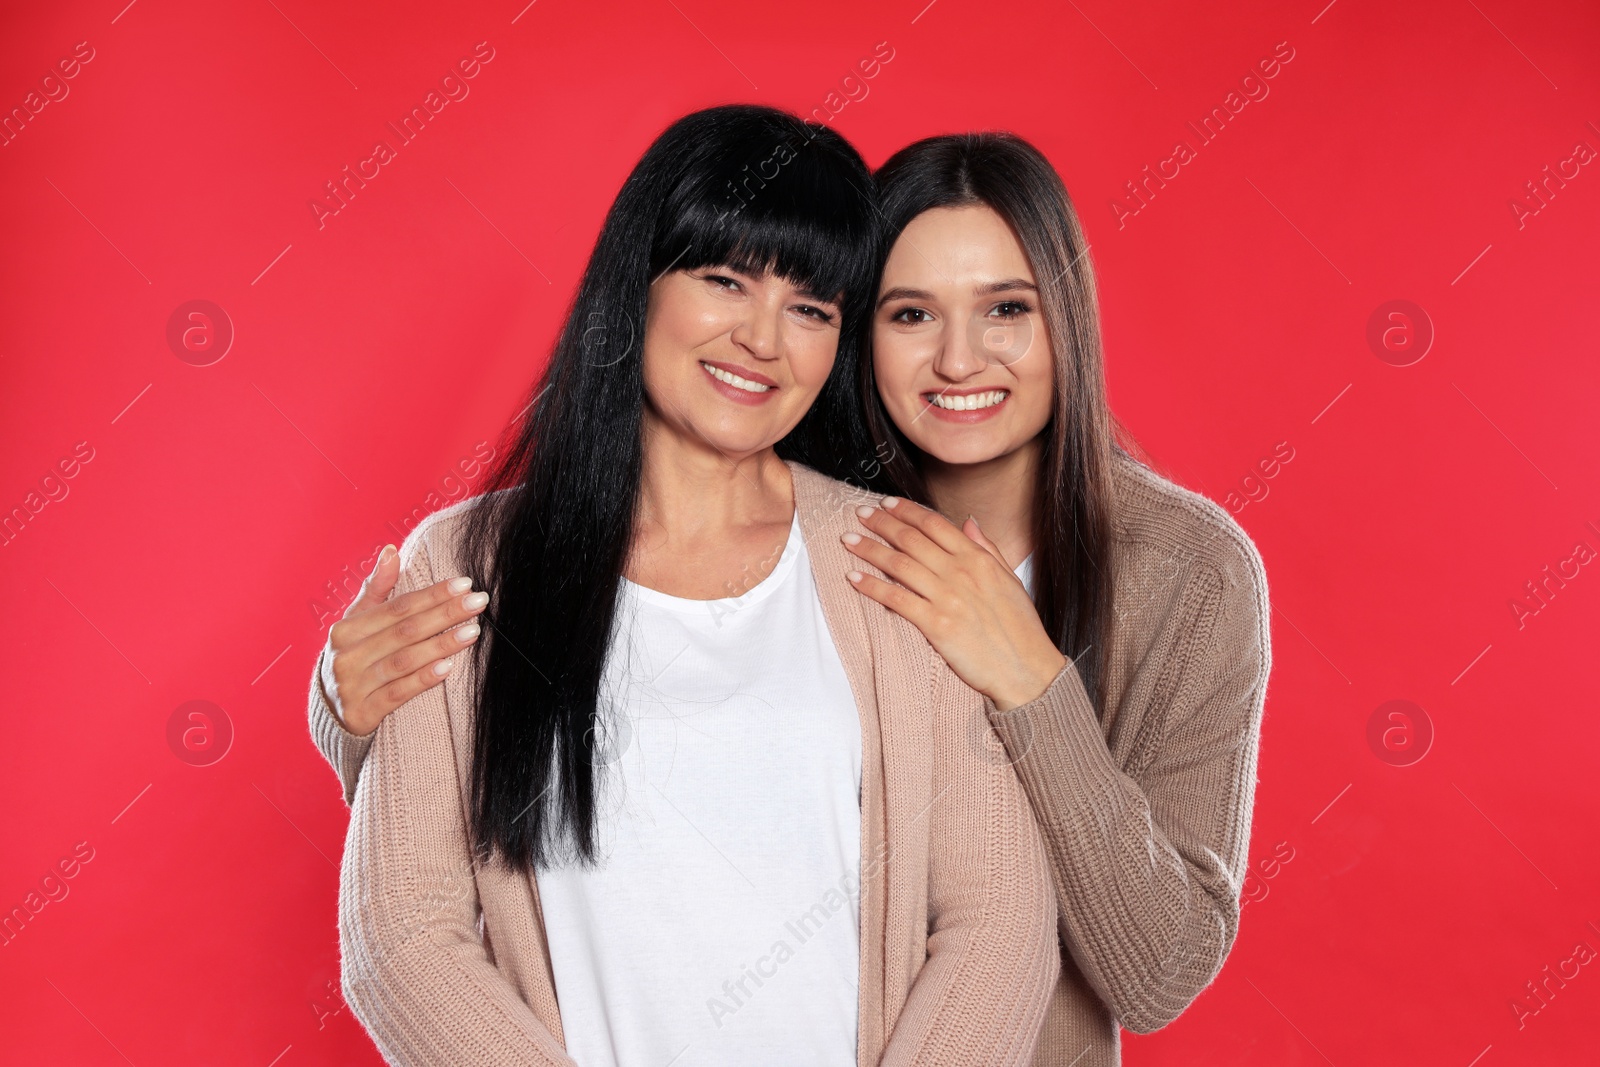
[860,132,1147,719]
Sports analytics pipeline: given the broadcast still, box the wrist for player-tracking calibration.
[317,651,374,737]
[987,649,1069,713]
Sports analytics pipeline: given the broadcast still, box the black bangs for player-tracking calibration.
[649,125,880,324]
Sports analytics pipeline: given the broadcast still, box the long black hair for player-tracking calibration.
[456,104,880,873]
[855,133,1147,721]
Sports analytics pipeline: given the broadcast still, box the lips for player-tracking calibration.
[700,359,778,390]
[699,360,778,405]
[924,388,1009,411]
[920,386,1011,424]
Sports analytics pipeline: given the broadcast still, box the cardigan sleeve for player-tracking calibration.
[309,643,373,808]
[880,667,1062,1065]
[984,541,1271,1034]
[337,526,576,1066]
[306,516,441,807]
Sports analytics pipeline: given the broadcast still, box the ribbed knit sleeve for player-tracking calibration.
[984,539,1271,1036]
[880,672,1062,1065]
[337,526,576,1065]
[308,643,373,808]
[306,511,444,807]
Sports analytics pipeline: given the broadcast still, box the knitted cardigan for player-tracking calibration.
[307,460,1061,1066]
[989,450,1272,1065]
[308,452,1272,1067]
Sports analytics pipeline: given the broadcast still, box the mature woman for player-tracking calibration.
[841,134,1272,1066]
[308,105,1057,1066]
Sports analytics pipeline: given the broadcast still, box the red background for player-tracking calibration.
[2,0,1597,1064]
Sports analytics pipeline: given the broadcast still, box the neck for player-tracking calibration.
[634,411,795,544]
[921,435,1042,571]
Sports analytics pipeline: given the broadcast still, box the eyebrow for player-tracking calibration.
[715,265,841,307]
[875,278,1038,310]
[794,286,843,307]
[978,278,1039,296]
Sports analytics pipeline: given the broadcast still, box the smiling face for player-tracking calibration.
[872,204,1056,468]
[640,265,844,459]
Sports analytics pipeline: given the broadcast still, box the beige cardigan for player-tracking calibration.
[310,452,1271,1067]
[987,450,1272,1066]
[308,460,1061,1066]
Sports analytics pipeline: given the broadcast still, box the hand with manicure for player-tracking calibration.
[842,497,1067,712]
[317,543,489,736]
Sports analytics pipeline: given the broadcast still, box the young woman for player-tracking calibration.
[841,134,1272,1066]
[307,105,1058,1066]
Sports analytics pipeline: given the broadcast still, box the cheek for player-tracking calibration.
[639,293,673,377]
[1014,348,1056,427]
[642,297,717,377]
[872,333,920,403]
[650,305,698,352]
[788,331,840,391]
[638,324,670,393]
[648,285,729,357]
[638,318,699,411]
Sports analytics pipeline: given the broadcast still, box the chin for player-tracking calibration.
[698,417,793,458]
[909,431,1012,468]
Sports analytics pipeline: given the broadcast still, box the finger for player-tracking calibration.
[961,516,1013,570]
[841,531,943,599]
[331,571,483,654]
[372,654,460,718]
[346,543,400,617]
[844,568,934,630]
[366,614,483,687]
[855,503,951,572]
[376,588,486,655]
[877,496,972,554]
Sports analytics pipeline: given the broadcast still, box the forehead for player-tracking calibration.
[882,204,1035,286]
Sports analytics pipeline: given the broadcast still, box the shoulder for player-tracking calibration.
[787,460,882,539]
[396,485,521,577]
[1109,450,1270,643]
[785,459,934,657]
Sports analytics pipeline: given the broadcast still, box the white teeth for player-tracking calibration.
[927,390,1008,411]
[702,362,772,393]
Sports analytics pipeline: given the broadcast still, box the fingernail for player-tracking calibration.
[847,570,863,583]
[455,623,481,643]
[881,496,900,508]
[842,532,861,545]
[463,591,489,610]
[376,544,395,570]
[433,659,453,676]
[856,505,874,520]
[448,577,472,594]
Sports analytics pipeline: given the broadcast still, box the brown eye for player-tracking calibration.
[795,304,836,324]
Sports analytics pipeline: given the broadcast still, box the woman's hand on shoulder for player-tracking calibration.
[841,497,1066,712]
[320,544,490,736]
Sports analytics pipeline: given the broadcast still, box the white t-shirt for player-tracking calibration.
[536,512,863,1067]
[1014,552,1036,599]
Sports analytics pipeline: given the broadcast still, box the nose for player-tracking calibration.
[730,296,783,361]
[931,318,984,383]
